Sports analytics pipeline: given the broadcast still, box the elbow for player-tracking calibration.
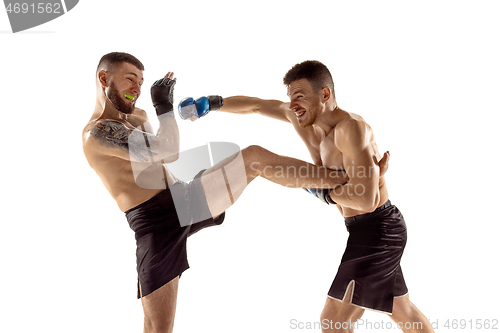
[162,151,179,163]
[159,143,180,163]
[247,97,266,114]
[223,96,261,114]
[250,101,262,114]
[162,138,180,163]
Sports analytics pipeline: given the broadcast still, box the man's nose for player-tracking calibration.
[132,83,141,95]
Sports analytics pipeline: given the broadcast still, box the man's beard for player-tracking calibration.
[107,83,134,114]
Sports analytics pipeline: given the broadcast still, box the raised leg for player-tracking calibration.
[200,145,349,217]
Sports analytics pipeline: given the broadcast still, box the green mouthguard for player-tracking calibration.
[124,93,135,101]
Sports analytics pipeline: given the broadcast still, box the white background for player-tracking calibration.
[1,1,499,332]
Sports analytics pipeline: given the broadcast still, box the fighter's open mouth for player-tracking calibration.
[124,93,136,101]
[295,110,306,117]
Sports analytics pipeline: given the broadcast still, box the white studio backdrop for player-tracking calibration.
[1,1,499,332]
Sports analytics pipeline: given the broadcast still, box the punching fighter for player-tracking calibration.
[179,60,434,333]
[82,53,389,333]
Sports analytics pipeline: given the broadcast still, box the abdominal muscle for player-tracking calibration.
[97,158,177,212]
[318,120,389,218]
[337,177,389,218]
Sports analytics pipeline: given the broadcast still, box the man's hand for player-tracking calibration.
[379,151,390,177]
[151,72,177,117]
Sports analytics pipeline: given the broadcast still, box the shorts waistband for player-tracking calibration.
[344,200,392,225]
[124,189,170,215]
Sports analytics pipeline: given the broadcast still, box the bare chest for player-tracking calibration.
[318,133,344,170]
[291,118,344,170]
[302,130,344,170]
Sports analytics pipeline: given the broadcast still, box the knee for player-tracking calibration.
[144,318,174,333]
[390,295,421,323]
[241,145,267,175]
[320,301,345,324]
[320,302,364,330]
[241,145,265,161]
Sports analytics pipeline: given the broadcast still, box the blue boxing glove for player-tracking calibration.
[304,188,337,205]
[178,95,224,120]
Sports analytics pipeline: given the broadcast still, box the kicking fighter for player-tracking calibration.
[179,60,434,333]
[82,53,389,333]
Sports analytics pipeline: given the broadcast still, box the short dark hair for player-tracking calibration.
[283,60,334,95]
[96,52,144,73]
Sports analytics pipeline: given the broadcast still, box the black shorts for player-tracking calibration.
[327,200,408,314]
[125,176,225,299]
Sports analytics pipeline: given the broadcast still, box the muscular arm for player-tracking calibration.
[221,96,291,123]
[87,115,180,163]
[329,119,381,211]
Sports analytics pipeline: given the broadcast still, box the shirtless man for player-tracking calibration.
[82,53,390,333]
[180,60,434,333]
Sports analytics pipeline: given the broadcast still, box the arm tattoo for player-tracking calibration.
[90,120,157,162]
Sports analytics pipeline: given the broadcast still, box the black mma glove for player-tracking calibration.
[151,77,176,117]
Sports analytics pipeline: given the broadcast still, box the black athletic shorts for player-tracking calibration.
[125,175,225,299]
[327,200,408,314]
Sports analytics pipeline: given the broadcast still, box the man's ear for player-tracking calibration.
[98,70,109,88]
[321,86,332,103]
